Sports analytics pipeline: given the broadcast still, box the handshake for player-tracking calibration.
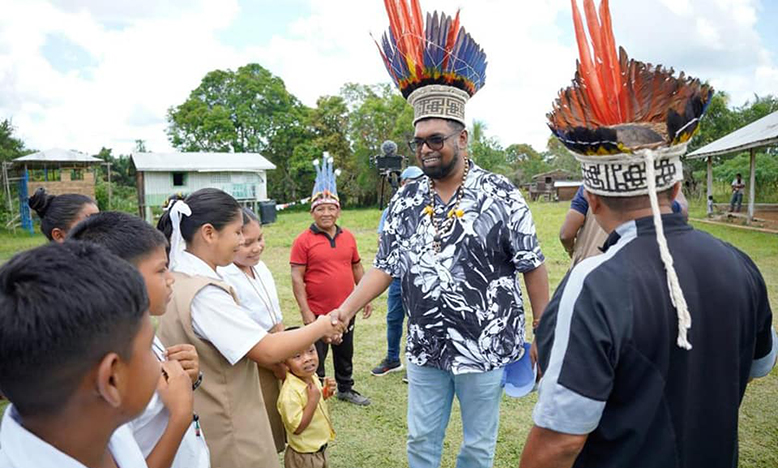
[317,309,347,344]
[307,303,373,345]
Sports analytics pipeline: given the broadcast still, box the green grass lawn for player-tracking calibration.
[0,201,776,467]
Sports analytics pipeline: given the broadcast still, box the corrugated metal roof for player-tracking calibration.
[131,152,276,172]
[13,148,103,163]
[688,110,778,159]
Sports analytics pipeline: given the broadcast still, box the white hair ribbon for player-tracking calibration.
[168,200,192,270]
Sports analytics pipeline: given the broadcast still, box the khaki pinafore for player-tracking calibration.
[157,272,280,468]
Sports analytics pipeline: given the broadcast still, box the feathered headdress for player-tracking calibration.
[549,0,713,160]
[310,152,341,210]
[375,0,487,125]
[549,0,714,351]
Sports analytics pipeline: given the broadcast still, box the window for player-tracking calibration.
[211,173,231,184]
[172,172,186,187]
[545,176,553,184]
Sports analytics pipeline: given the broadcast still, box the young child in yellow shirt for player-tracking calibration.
[278,334,336,468]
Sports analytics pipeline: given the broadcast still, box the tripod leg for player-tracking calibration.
[380,177,385,210]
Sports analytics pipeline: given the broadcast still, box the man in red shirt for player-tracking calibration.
[291,156,372,406]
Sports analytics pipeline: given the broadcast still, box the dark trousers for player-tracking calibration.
[315,317,355,393]
[385,278,406,363]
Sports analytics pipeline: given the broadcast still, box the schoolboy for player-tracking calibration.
[278,329,336,468]
[69,211,209,468]
[0,241,159,467]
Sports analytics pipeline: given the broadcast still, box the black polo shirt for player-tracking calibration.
[535,214,775,468]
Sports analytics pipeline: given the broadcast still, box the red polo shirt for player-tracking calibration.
[290,224,361,316]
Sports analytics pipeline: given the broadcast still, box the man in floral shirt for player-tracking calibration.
[332,116,549,467]
[332,4,549,466]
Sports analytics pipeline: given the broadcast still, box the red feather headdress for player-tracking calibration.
[548,0,710,352]
[548,0,713,156]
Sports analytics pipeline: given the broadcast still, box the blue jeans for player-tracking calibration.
[386,279,405,363]
[730,191,743,212]
[406,362,503,468]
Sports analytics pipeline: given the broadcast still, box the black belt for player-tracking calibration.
[292,443,328,455]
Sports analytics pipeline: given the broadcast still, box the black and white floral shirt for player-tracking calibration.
[375,161,545,374]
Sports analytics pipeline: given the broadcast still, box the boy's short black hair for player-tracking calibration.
[0,242,149,416]
[68,211,168,265]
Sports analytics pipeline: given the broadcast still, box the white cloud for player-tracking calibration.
[0,0,776,156]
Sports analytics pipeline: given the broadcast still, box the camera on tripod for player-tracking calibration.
[372,140,406,209]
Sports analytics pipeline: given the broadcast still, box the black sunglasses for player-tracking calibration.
[408,130,461,153]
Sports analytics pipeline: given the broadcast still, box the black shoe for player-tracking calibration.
[337,389,371,406]
[371,359,403,376]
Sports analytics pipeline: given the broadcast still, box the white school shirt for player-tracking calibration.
[0,406,146,468]
[129,335,210,468]
[218,262,283,332]
[172,251,267,365]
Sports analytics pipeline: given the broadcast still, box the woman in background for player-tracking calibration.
[28,187,98,241]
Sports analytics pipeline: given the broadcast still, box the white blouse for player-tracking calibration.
[219,262,283,332]
[172,251,266,365]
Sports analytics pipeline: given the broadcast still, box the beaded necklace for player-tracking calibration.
[240,264,279,327]
[423,158,470,253]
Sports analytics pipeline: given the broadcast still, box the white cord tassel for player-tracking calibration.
[642,150,692,350]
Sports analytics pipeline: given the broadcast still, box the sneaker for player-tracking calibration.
[402,374,408,384]
[337,389,371,406]
[371,359,403,376]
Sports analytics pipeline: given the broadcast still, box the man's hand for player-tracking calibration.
[166,344,200,385]
[530,341,544,380]
[322,377,336,399]
[318,311,345,343]
[362,302,373,319]
[321,309,343,344]
[157,360,194,419]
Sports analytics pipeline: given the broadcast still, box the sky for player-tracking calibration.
[1,0,777,156]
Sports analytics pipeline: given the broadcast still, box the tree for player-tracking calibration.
[166,63,312,202]
[94,147,135,187]
[341,83,414,206]
[468,120,509,176]
[544,136,579,175]
[0,119,28,162]
[505,143,549,185]
[291,95,353,203]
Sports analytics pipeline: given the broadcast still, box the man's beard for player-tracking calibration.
[421,146,461,180]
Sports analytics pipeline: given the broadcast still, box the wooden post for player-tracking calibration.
[107,162,112,210]
[2,162,12,214]
[747,148,756,224]
[706,156,713,200]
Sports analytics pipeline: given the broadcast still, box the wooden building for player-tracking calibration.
[131,152,276,222]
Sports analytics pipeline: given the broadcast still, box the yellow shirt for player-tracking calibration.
[277,373,335,453]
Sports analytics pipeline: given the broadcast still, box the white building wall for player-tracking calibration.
[142,171,269,208]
